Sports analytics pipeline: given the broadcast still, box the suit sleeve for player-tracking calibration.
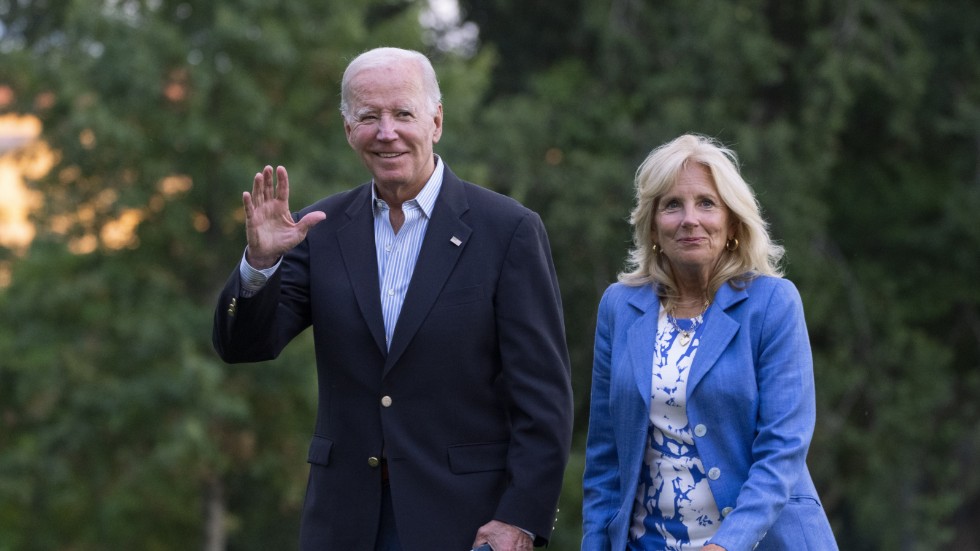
[490,212,573,545]
[581,287,619,549]
[212,236,313,364]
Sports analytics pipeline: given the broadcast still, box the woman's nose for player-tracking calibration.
[681,205,699,226]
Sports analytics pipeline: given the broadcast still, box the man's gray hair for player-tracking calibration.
[339,47,442,121]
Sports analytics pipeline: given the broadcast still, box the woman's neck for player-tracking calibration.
[670,296,708,318]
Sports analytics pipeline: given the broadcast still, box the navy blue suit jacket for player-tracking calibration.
[213,165,573,550]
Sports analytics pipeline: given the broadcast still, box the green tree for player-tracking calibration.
[3,0,979,549]
[456,0,980,548]
[0,0,491,548]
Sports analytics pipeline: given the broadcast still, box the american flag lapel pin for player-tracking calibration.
[450,236,462,247]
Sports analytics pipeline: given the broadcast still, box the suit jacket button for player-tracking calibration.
[367,457,380,468]
[381,396,392,407]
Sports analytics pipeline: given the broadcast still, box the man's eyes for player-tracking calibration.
[357,111,414,122]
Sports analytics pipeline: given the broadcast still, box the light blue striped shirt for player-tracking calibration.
[372,158,443,348]
[239,157,444,351]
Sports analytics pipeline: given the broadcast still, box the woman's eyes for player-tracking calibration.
[660,198,717,211]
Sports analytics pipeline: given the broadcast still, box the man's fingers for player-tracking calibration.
[242,191,254,218]
[251,172,263,205]
[276,166,289,201]
[298,211,326,232]
[262,165,275,202]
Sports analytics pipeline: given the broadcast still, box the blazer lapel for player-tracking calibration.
[687,282,748,394]
[383,168,472,374]
[337,185,387,356]
[626,287,660,411]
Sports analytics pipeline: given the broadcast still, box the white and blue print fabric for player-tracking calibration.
[627,308,722,550]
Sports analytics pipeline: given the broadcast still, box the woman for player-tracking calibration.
[582,134,837,551]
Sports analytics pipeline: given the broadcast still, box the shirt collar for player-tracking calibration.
[371,155,444,219]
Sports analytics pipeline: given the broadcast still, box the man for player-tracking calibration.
[212,47,573,551]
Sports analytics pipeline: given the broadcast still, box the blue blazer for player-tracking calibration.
[582,277,837,551]
[213,165,573,550]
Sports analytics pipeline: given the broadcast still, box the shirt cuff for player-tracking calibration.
[238,248,282,297]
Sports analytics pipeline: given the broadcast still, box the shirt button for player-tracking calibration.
[694,424,707,437]
[381,396,393,407]
[708,467,721,480]
[367,456,380,468]
[387,289,395,296]
[385,244,392,252]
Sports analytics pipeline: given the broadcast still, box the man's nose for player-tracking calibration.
[376,114,397,140]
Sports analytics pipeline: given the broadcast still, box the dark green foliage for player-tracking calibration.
[460,0,980,548]
[1,0,978,549]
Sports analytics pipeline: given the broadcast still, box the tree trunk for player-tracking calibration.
[203,474,226,551]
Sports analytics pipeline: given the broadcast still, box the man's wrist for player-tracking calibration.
[239,249,282,297]
[244,247,281,270]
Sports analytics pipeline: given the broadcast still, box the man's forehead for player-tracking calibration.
[350,85,426,113]
[352,96,423,114]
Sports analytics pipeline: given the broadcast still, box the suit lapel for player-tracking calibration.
[384,168,472,374]
[687,283,747,395]
[337,185,387,356]
[626,287,660,411]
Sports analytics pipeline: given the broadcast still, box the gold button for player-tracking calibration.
[367,457,380,468]
[381,396,392,407]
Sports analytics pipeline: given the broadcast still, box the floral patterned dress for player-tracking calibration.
[627,308,722,550]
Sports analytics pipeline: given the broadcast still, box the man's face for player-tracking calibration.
[343,61,443,194]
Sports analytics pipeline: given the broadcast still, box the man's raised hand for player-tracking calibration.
[242,165,326,269]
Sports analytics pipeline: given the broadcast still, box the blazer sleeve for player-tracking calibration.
[708,279,819,550]
[581,286,620,550]
[212,237,313,364]
[490,211,574,545]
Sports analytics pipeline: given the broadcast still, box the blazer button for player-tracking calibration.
[367,456,380,468]
[694,424,707,437]
[381,396,392,407]
[721,506,733,517]
[708,467,721,480]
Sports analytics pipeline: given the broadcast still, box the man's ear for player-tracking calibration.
[344,119,354,145]
[431,103,444,144]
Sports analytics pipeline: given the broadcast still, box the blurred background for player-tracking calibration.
[1,1,978,549]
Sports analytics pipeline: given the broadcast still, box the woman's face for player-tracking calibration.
[653,162,735,281]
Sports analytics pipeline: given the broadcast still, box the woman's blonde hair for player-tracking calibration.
[619,134,784,307]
